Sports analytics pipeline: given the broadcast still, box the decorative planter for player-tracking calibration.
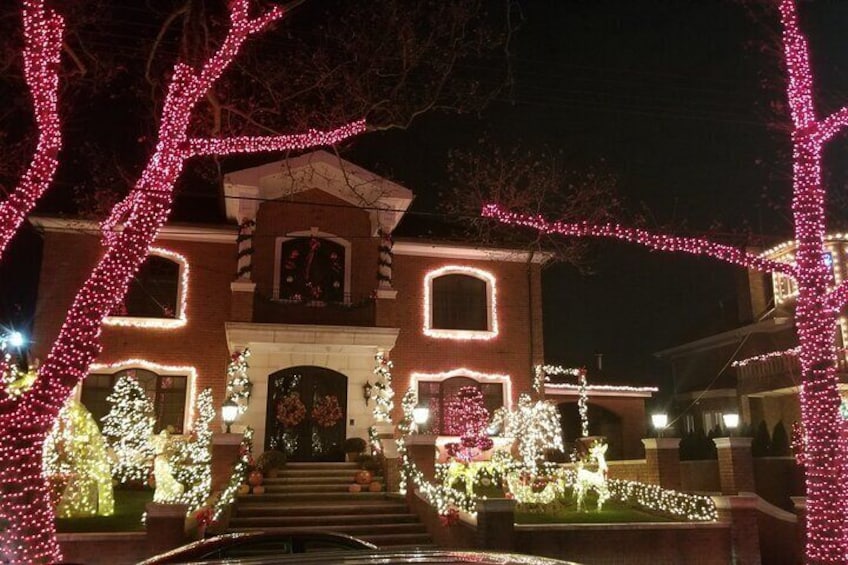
[348,484,362,493]
[248,470,264,487]
[354,470,372,485]
[346,452,361,463]
[252,485,265,495]
[368,481,382,493]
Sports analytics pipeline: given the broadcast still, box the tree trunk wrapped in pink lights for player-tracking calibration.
[484,1,848,561]
[0,1,364,562]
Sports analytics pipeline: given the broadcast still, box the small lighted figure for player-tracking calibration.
[152,430,184,503]
[573,441,610,512]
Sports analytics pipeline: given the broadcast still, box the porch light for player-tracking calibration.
[221,397,239,434]
[4,331,25,349]
[362,380,373,406]
[651,413,668,437]
[722,413,740,435]
[412,406,430,433]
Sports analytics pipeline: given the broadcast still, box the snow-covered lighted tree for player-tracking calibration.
[491,394,563,472]
[484,1,848,560]
[43,398,114,518]
[101,374,155,484]
[170,388,215,513]
[0,0,364,561]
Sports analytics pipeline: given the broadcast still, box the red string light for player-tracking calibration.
[485,1,848,560]
[0,0,63,258]
[0,1,364,561]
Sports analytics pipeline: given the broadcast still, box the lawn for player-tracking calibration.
[515,497,675,524]
[55,488,153,532]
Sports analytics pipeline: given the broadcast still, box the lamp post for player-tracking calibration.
[412,406,430,434]
[222,397,239,434]
[723,413,739,436]
[651,413,669,438]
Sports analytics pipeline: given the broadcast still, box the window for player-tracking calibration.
[105,248,188,328]
[81,368,188,433]
[702,411,723,435]
[276,235,349,302]
[424,266,497,340]
[683,414,695,435]
[417,376,504,435]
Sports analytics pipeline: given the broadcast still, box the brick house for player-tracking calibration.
[30,151,559,462]
[656,235,848,439]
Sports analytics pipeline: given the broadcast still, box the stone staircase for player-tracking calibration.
[228,462,433,548]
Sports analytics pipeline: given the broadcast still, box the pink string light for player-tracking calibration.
[0,1,364,561]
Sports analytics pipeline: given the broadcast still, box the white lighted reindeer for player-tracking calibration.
[573,441,610,511]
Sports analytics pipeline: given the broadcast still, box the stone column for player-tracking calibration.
[713,494,761,565]
[475,499,516,552]
[146,503,189,554]
[713,437,755,494]
[641,437,681,490]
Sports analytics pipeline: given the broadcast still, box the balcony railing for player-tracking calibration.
[737,348,848,395]
[252,291,376,327]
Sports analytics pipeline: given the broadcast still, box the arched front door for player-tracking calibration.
[266,366,348,462]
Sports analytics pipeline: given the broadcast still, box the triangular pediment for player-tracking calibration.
[224,150,414,234]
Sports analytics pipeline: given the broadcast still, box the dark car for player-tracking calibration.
[137,531,377,564]
[174,549,582,564]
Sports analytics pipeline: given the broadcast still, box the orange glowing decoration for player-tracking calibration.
[0,1,365,561]
[484,1,848,560]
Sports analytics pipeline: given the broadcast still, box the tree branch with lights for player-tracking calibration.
[0,0,364,561]
[484,1,848,559]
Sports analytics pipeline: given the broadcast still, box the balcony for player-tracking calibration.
[737,348,848,396]
[252,291,376,327]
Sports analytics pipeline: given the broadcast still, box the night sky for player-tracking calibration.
[5,1,848,389]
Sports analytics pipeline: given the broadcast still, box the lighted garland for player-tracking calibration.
[212,427,254,521]
[372,352,394,423]
[170,388,214,514]
[368,425,383,455]
[235,218,255,279]
[226,348,252,414]
[605,479,717,522]
[0,0,365,560]
[101,373,156,484]
[534,365,588,438]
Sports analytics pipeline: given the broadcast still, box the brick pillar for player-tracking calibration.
[641,438,681,490]
[714,494,761,565]
[212,433,243,492]
[713,437,755,494]
[230,281,255,322]
[146,503,189,554]
[476,499,516,552]
[791,496,806,560]
[404,434,437,483]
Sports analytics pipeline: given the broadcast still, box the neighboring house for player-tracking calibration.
[30,150,554,462]
[656,235,848,439]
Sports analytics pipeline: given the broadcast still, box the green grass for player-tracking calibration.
[515,497,675,524]
[55,488,153,533]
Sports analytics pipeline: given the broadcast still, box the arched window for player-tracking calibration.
[81,368,188,433]
[424,266,497,340]
[275,235,349,303]
[106,249,188,327]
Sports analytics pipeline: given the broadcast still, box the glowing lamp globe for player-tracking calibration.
[651,413,668,437]
[222,398,239,434]
[722,413,740,434]
[7,331,25,348]
[412,407,430,433]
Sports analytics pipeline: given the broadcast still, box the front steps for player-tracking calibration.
[228,462,433,548]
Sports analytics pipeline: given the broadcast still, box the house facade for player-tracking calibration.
[656,235,848,438]
[30,151,546,462]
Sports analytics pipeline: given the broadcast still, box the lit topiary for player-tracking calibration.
[43,398,114,517]
[491,393,563,472]
[170,388,214,513]
[443,386,492,462]
[102,373,156,483]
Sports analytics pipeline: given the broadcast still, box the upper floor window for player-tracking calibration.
[275,235,349,303]
[424,266,497,340]
[105,248,188,328]
[81,368,188,433]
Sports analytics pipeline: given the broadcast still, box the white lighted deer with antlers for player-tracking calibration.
[573,441,610,512]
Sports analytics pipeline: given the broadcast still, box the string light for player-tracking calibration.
[491,393,563,472]
[226,348,252,414]
[372,352,394,423]
[0,0,63,260]
[423,266,498,340]
[731,347,801,368]
[170,388,214,514]
[101,374,156,484]
[0,0,365,559]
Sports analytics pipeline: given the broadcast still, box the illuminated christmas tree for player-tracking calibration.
[443,386,492,462]
[171,388,214,512]
[491,394,563,471]
[43,398,114,518]
[101,373,155,484]
[372,352,394,423]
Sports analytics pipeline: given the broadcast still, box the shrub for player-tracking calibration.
[771,421,790,456]
[342,437,367,454]
[751,421,771,457]
[256,450,286,472]
[357,453,383,475]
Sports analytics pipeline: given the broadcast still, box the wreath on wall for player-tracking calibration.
[311,395,343,428]
[276,393,306,428]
